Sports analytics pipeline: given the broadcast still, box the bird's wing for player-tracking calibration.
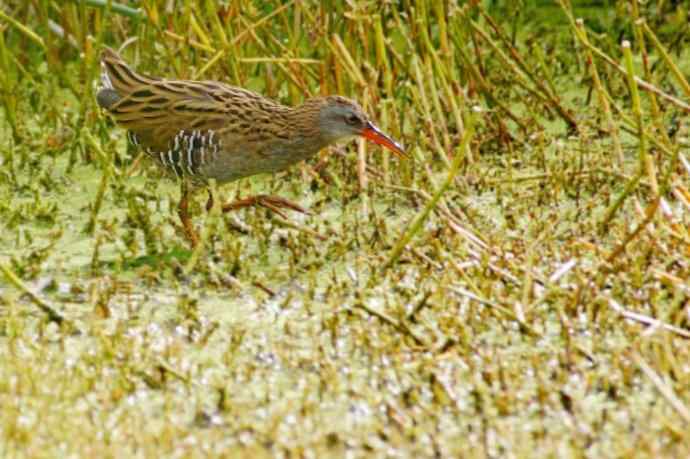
[97,47,276,151]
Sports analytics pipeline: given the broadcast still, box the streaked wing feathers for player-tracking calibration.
[97,47,265,151]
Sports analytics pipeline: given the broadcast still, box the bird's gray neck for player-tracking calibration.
[280,102,330,157]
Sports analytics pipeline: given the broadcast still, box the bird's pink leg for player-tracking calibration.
[178,181,200,247]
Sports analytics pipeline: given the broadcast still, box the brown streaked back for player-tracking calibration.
[96,47,291,152]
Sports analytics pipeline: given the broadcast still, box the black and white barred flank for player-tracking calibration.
[138,129,220,180]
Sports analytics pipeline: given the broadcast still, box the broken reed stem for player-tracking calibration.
[622,40,658,196]
[193,49,225,79]
[432,52,470,162]
[373,15,393,97]
[411,56,449,167]
[452,33,528,133]
[469,20,554,112]
[83,0,143,19]
[640,21,690,99]
[0,9,46,49]
[633,353,690,424]
[631,13,673,153]
[450,286,539,337]
[425,59,451,153]
[381,103,391,183]
[474,6,578,131]
[0,262,66,325]
[602,90,676,160]
[609,299,690,339]
[330,33,366,87]
[0,28,19,141]
[354,302,427,347]
[605,196,660,265]
[189,11,211,49]
[205,0,229,48]
[383,108,477,270]
[84,130,112,235]
[558,0,690,113]
[597,38,662,233]
[599,172,642,233]
[574,19,623,165]
[358,90,370,197]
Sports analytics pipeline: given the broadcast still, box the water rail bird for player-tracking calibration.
[96,47,405,245]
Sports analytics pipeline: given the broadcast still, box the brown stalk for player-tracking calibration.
[475,6,579,132]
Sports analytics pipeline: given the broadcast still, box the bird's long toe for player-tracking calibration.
[220,194,310,218]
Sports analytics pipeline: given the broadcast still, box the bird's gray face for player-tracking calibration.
[318,99,406,157]
[319,102,368,142]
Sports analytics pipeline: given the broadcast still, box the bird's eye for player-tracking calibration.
[345,114,359,125]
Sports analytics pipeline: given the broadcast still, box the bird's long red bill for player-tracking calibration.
[361,122,406,158]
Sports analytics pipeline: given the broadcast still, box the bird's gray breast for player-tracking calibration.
[203,136,324,184]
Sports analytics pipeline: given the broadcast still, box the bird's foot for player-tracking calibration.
[213,194,310,219]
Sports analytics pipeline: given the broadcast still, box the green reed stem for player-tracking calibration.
[83,130,112,235]
[641,21,690,98]
[0,9,46,50]
[574,19,623,165]
[383,109,477,270]
[80,0,143,19]
[622,40,658,196]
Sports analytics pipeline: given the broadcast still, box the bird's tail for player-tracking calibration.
[96,47,149,110]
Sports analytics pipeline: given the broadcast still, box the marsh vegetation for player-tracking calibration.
[1,0,689,456]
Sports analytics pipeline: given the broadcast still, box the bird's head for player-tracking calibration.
[316,96,406,157]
